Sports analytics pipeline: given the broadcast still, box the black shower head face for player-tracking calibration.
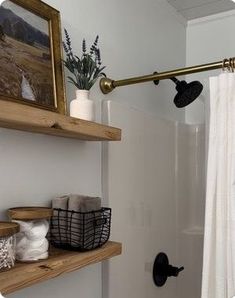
[174,80,203,108]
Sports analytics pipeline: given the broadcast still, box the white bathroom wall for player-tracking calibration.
[48,0,187,122]
[0,0,188,297]
[186,9,235,124]
[1,130,102,298]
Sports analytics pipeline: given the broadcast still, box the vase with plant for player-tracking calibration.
[63,29,106,121]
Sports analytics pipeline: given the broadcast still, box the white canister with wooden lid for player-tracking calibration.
[8,207,52,262]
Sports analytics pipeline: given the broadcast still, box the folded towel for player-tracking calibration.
[52,195,69,210]
[51,194,103,249]
[68,195,102,248]
[52,196,69,243]
[67,194,86,212]
[68,195,101,212]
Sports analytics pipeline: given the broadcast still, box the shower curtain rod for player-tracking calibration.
[100,57,235,94]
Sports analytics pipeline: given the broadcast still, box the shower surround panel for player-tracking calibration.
[176,123,205,298]
[102,101,205,298]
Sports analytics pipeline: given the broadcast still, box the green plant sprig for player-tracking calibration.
[63,29,106,90]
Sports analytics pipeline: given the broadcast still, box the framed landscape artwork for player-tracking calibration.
[0,0,66,114]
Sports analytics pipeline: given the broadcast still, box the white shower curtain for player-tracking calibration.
[202,73,235,298]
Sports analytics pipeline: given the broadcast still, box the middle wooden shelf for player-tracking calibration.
[0,241,122,295]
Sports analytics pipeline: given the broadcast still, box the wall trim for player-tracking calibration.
[188,9,235,26]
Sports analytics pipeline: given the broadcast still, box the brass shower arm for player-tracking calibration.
[100,58,233,94]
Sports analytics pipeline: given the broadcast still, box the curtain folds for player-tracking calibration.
[202,73,235,298]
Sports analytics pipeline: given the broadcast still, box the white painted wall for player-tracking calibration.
[49,0,187,122]
[0,0,187,297]
[2,130,102,298]
[186,9,235,124]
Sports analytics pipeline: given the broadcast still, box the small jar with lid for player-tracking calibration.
[8,207,52,262]
[0,221,19,271]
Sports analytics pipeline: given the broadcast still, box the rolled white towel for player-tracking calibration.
[15,234,28,249]
[28,238,48,249]
[26,220,49,240]
[17,247,49,261]
[13,220,34,233]
[14,219,50,261]
[35,251,48,260]
[16,237,48,251]
[13,219,49,240]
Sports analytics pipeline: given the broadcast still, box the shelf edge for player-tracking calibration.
[0,100,122,141]
[0,241,122,295]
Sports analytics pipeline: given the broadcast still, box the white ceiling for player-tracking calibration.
[167,0,235,20]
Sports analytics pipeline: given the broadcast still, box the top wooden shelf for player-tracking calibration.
[0,100,121,141]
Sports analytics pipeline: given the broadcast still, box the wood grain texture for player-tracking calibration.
[8,207,53,220]
[0,100,121,141]
[0,241,122,295]
[0,222,19,237]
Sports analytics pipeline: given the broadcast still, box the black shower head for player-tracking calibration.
[153,73,203,108]
[172,78,203,108]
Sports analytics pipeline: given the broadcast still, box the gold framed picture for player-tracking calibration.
[0,0,66,114]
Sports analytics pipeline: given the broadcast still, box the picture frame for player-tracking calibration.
[0,0,66,114]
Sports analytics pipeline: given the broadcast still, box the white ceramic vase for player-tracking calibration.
[70,90,95,121]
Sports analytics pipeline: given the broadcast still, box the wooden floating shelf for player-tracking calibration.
[0,241,122,295]
[0,100,121,141]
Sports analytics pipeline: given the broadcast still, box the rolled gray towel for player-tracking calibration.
[68,195,102,249]
[68,195,101,212]
[68,194,87,212]
[52,195,69,243]
[52,195,69,209]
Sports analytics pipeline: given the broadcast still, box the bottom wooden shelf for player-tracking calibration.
[0,241,122,295]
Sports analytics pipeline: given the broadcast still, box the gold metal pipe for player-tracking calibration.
[100,59,230,94]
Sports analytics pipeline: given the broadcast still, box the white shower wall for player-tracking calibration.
[102,101,205,298]
[176,123,205,298]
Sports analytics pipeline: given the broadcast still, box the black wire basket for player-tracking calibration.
[49,208,111,251]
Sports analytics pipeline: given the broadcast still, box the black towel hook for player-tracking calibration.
[153,252,184,287]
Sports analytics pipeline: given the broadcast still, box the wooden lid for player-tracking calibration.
[0,221,20,237]
[8,207,53,220]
